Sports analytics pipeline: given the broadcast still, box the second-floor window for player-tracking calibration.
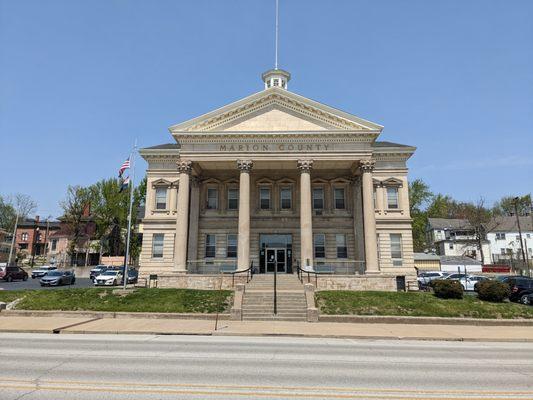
[227,188,238,210]
[334,188,345,209]
[155,187,167,209]
[387,187,399,209]
[313,188,324,210]
[496,233,506,240]
[207,188,218,210]
[51,239,57,251]
[280,187,292,209]
[21,232,28,241]
[260,188,271,210]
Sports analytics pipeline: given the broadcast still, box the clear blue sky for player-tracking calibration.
[1,0,532,218]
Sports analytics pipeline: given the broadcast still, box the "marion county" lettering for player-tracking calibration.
[219,143,331,152]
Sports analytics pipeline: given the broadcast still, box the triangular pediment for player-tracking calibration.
[219,105,330,131]
[169,87,383,134]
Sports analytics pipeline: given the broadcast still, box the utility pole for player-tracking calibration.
[7,213,19,266]
[514,197,527,276]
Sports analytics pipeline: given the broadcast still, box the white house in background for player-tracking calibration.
[439,255,482,273]
[426,218,490,264]
[485,216,533,264]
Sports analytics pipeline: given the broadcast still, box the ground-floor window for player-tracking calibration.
[314,233,325,258]
[227,234,237,258]
[336,234,347,258]
[390,233,403,266]
[152,234,164,258]
[205,234,216,258]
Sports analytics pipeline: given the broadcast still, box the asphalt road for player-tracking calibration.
[0,333,532,399]
[0,277,94,291]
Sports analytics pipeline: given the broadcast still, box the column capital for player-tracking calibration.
[176,160,193,174]
[359,159,375,173]
[237,159,253,172]
[190,176,200,187]
[297,159,314,173]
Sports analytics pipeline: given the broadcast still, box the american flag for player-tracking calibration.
[118,157,130,177]
[119,176,130,193]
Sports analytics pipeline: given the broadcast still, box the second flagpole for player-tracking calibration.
[123,139,137,290]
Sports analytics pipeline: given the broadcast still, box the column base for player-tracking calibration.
[364,270,382,275]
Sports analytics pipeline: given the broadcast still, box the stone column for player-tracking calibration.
[360,159,379,274]
[187,177,200,263]
[237,160,253,270]
[174,160,192,272]
[298,159,314,268]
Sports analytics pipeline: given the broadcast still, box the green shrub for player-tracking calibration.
[432,279,463,299]
[477,280,510,302]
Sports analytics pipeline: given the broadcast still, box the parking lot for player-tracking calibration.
[0,277,94,291]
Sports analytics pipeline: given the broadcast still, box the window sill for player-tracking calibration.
[150,209,174,216]
[383,209,404,216]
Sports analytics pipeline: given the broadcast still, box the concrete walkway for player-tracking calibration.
[1,315,532,341]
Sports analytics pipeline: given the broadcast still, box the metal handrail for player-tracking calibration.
[224,261,254,287]
[296,260,322,286]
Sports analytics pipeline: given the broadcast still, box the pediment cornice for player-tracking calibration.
[169,88,383,134]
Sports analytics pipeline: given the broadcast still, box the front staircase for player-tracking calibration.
[242,274,307,321]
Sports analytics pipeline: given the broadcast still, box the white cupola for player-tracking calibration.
[262,69,291,90]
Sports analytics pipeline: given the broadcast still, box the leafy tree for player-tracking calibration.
[0,196,16,232]
[86,176,147,262]
[409,179,433,214]
[408,179,433,252]
[60,186,92,265]
[462,198,492,264]
[492,194,532,216]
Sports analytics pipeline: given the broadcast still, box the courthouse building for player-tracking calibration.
[139,69,416,289]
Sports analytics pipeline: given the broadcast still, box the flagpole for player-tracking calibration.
[123,139,137,290]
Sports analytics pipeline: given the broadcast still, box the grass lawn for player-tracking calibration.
[0,288,233,314]
[316,291,533,319]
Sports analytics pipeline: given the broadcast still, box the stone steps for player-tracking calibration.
[242,274,307,322]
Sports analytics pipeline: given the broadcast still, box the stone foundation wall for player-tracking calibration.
[314,275,400,291]
[150,274,248,290]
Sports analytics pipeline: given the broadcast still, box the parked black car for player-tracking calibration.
[39,270,76,286]
[501,276,533,303]
[0,266,28,282]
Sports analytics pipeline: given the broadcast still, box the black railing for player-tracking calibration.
[225,261,254,288]
[296,261,320,286]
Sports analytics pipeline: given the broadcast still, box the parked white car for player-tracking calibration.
[93,270,123,286]
[31,265,57,279]
[417,271,449,286]
[447,274,489,291]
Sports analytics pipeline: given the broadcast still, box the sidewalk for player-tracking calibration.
[1,315,532,341]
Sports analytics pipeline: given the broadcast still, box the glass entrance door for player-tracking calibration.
[265,248,286,273]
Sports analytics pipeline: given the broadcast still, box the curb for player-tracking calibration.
[318,315,533,326]
[1,310,231,320]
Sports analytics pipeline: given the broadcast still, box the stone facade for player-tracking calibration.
[138,69,417,289]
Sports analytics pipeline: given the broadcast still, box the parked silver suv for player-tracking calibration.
[417,271,450,286]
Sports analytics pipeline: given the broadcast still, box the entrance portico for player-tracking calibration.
[138,69,417,288]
